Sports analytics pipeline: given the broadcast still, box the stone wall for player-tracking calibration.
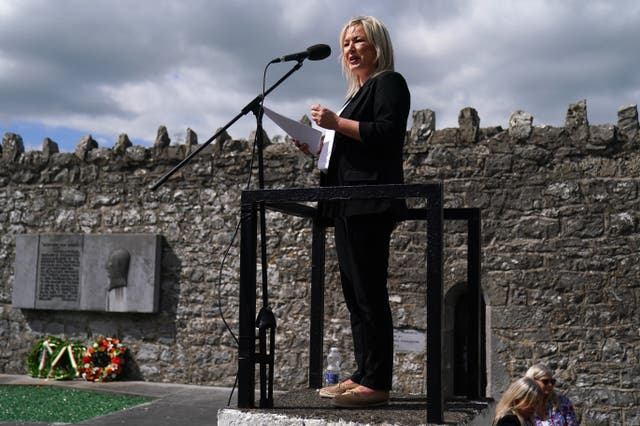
[1,100,639,424]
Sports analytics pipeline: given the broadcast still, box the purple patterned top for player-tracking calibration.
[535,395,579,426]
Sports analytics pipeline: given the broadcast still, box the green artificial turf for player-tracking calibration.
[0,385,152,423]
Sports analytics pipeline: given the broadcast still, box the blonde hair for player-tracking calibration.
[339,16,395,98]
[526,363,560,409]
[493,377,542,426]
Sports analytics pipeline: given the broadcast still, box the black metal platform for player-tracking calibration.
[237,183,482,424]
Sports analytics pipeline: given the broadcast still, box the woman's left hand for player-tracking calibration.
[292,139,313,156]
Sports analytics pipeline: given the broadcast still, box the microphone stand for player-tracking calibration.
[151,59,305,409]
[150,60,303,191]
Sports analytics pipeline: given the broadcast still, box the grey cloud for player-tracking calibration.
[1,0,639,148]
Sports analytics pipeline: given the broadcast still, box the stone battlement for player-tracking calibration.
[1,100,638,171]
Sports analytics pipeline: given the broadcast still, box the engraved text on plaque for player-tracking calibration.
[37,241,81,302]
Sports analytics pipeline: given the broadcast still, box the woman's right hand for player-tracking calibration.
[311,104,339,130]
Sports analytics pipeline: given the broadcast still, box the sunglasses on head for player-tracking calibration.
[541,378,556,385]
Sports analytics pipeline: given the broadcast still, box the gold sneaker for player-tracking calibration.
[319,381,359,398]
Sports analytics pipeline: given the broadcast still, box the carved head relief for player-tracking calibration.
[106,248,130,290]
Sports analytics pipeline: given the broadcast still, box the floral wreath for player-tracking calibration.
[27,336,85,380]
[81,337,127,382]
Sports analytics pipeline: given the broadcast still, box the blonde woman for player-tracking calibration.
[311,15,410,409]
[526,363,579,425]
[493,377,543,426]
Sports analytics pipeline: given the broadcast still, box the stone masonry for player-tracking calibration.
[0,100,639,425]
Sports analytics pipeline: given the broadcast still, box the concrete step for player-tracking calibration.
[218,389,493,425]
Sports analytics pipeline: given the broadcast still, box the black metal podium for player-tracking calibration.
[237,183,450,423]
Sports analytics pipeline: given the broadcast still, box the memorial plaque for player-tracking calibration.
[13,233,161,313]
[35,235,83,310]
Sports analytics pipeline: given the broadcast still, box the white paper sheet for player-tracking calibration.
[263,106,323,153]
[317,129,334,172]
[316,103,348,172]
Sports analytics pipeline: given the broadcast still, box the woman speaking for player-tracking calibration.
[308,15,410,408]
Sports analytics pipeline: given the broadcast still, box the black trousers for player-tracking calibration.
[333,213,395,390]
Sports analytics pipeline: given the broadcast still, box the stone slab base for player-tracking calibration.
[217,389,493,425]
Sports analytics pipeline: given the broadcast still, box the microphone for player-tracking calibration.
[271,44,331,63]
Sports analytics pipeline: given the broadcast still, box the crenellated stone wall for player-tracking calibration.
[0,99,639,425]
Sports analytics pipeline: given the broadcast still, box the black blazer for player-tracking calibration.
[320,70,410,218]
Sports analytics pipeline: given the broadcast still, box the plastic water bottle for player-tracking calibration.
[324,347,341,386]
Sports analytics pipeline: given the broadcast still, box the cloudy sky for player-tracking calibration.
[1,0,639,152]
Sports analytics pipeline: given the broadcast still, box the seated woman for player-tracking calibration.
[493,377,542,426]
[526,363,579,425]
